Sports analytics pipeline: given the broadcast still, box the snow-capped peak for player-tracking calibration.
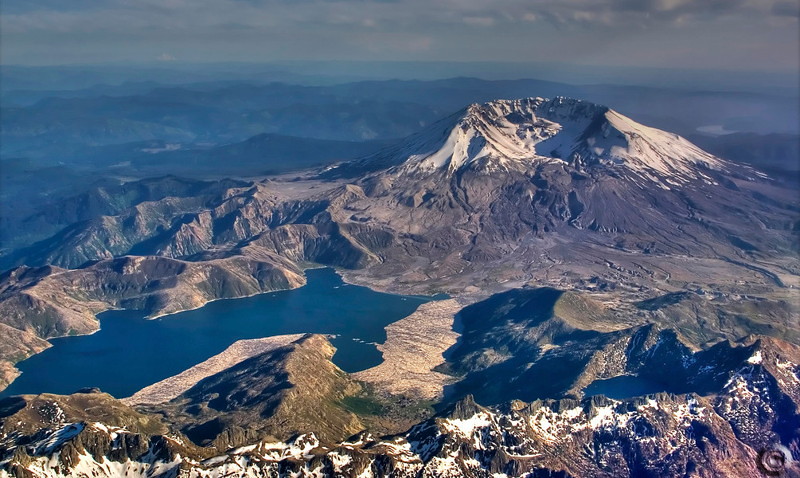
[393,97,561,174]
[383,97,727,183]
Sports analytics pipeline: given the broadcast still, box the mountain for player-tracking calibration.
[2,325,798,477]
[10,97,796,270]
[0,96,796,394]
[339,97,795,261]
[344,97,725,179]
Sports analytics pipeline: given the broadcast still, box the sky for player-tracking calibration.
[1,0,798,74]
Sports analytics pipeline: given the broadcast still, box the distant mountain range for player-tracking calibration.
[3,77,797,157]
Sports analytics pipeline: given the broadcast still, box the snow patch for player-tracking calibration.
[443,412,493,437]
[747,351,763,364]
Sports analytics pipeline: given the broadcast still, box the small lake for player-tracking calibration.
[3,268,441,399]
[583,375,667,400]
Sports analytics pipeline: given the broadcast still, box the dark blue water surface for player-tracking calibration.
[3,268,441,398]
[583,375,667,400]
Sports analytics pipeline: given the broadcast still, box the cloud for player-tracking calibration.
[4,0,798,31]
[405,36,433,51]
[156,52,176,61]
[463,16,495,27]
[518,0,798,26]
[0,0,796,68]
[772,0,800,18]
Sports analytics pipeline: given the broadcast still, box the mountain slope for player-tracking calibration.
[150,334,366,449]
[2,176,250,253]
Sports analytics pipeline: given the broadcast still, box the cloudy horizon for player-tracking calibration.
[1,0,798,75]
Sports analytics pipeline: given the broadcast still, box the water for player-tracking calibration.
[583,375,667,400]
[3,268,441,398]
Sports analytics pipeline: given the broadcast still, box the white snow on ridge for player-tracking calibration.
[400,98,556,173]
[7,383,773,478]
[442,412,493,438]
[602,110,727,180]
[747,351,763,364]
[387,97,729,185]
[33,423,85,455]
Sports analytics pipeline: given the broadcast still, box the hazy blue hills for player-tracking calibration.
[130,134,393,176]
[3,77,797,159]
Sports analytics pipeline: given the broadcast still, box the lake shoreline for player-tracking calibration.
[2,267,436,398]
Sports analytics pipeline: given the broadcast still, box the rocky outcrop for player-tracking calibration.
[0,390,207,478]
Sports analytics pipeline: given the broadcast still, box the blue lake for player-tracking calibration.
[583,375,667,400]
[3,268,441,399]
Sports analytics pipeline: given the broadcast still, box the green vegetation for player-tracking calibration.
[340,395,385,416]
